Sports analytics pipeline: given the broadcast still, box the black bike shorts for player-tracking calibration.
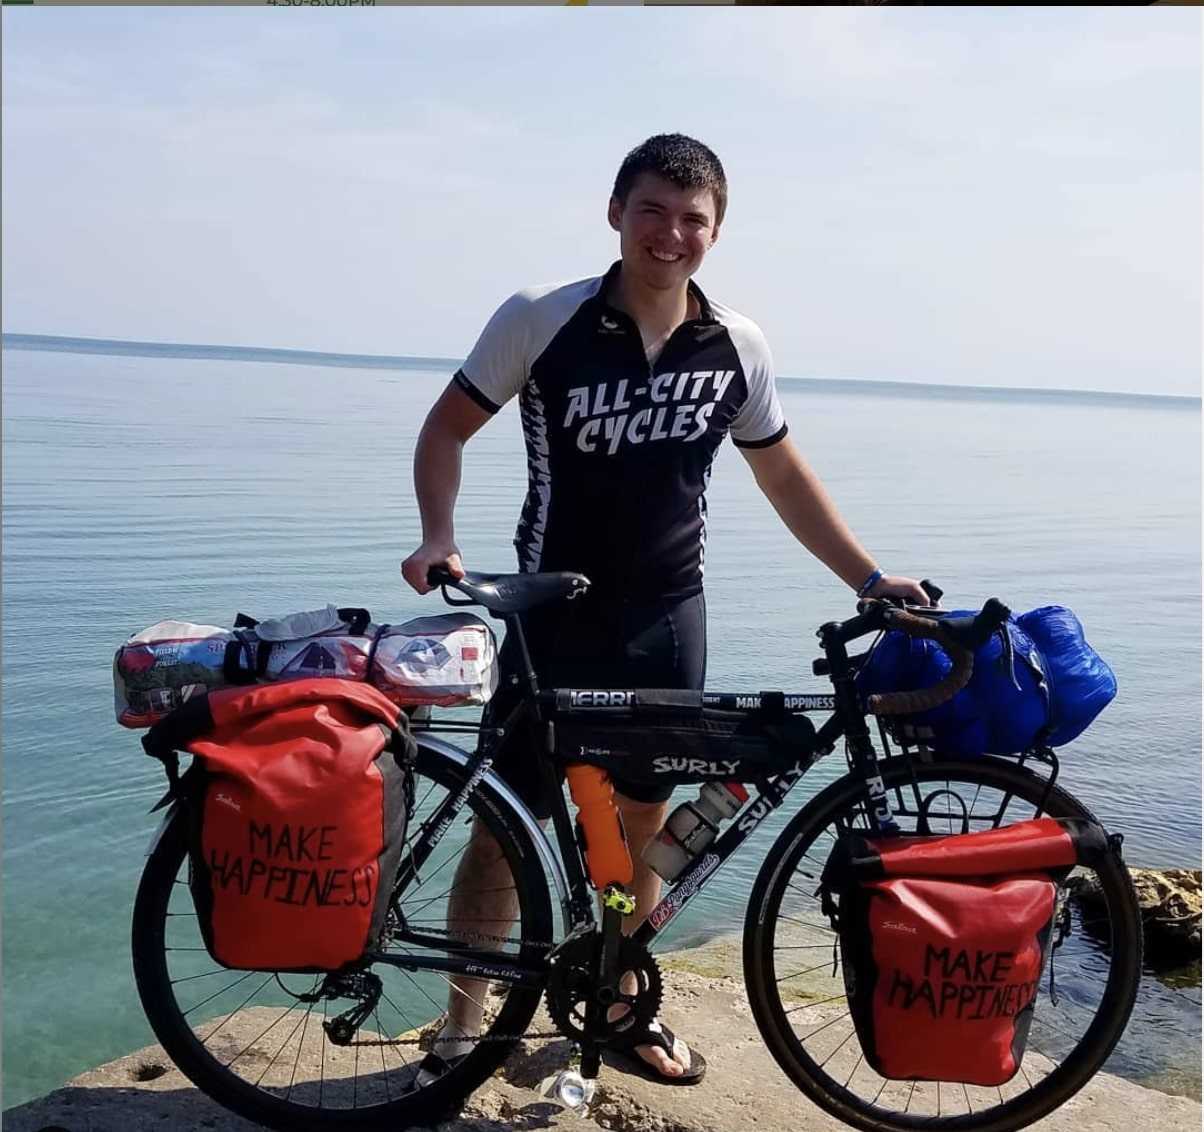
[482,591,707,820]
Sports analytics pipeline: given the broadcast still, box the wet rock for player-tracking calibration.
[1068,867,1201,965]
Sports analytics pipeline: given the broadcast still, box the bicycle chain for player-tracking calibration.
[378,921,560,1047]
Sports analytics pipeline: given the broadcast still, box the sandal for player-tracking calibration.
[606,1019,707,1086]
[407,1046,469,1092]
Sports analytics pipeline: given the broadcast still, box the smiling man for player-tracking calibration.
[401,133,927,1087]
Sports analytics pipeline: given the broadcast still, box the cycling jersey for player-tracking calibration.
[455,261,788,601]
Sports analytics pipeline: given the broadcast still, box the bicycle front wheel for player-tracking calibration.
[743,755,1142,1132]
[132,743,554,1132]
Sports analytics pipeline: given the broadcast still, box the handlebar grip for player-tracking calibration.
[920,579,943,606]
[427,566,456,588]
[864,606,973,717]
[867,645,974,717]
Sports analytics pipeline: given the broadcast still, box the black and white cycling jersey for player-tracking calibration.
[454,261,788,601]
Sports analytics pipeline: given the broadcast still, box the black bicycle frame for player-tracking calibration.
[373,605,896,982]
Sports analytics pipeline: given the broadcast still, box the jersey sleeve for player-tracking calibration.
[728,322,788,448]
[453,291,534,413]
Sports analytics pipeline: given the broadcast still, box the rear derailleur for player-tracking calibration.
[280,968,384,1046]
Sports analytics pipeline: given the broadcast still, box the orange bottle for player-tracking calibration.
[565,764,633,890]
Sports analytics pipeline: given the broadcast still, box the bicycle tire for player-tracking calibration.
[132,743,555,1132]
[743,755,1142,1132]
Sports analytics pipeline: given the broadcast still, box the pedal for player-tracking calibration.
[602,885,636,915]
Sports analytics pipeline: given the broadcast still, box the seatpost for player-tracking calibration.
[818,619,899,835]
[503,612,540,697]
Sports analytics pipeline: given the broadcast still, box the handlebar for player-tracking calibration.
[862,597,1012,716]
[425,564,1010,720]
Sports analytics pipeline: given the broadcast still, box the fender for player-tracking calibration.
[414,734,572,924]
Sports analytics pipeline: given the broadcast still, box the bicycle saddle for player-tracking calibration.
[428,567,591,615]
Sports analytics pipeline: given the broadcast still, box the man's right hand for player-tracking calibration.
[401,542,466,595]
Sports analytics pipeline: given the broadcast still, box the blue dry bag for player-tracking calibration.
[855,605,1116,757]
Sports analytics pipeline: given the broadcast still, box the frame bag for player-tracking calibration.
[820,817,1107,1086]
[552,690,817,784]
[145,678,416,971]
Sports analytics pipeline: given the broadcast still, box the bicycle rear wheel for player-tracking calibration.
[132,743,554,1132]
[744,755,1142,1132]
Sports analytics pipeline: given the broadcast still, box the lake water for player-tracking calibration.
[2,345,1200,1109]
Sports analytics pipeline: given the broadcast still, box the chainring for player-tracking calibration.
[545,933,662,1045]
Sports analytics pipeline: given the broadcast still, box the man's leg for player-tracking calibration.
[443,817,520,1035]
[613,793,693,1078]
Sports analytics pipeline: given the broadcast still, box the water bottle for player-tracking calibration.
[641,781,749,883]
[565,765,634,890]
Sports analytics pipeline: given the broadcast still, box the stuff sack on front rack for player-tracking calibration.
[854,605,1116,757]
[114,606,498,727]
[144,678,416,971]
[551,689,818,784]
[820,817,1108,1086]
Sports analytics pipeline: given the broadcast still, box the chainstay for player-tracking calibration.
[354,1028,566,1048]
[388,922,558,952]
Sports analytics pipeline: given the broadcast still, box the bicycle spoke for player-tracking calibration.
[379,987,428,1053]
[401,967,467,1019]
[372,1006,393,1101]
[776,961,833,983]
[785,994,848,1017]
[286,1000,315,1099]
[842,1052,864,1089]
[353,1026,360,1108]
[401,850,509,916]
[181,970,258,1019]
[171,967,239,986]
[252,1000,314,1086]
[198,974,274,1043]
[816,1025,857,1070]
[223,991,307,1069]
[775,914,830,930]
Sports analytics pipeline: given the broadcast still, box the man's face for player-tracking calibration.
[608,172,720,294]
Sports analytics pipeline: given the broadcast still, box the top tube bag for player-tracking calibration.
[820,816,1108,1086]
[145,678,416,972]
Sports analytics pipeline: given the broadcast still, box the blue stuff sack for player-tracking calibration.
[1015,606,1117,746]
[855,606,1115,757]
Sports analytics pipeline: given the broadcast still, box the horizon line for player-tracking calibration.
[3,332,1199,407]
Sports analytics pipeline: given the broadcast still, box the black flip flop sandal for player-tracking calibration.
[606,1020,707,1086]
[405,1047,470,1092]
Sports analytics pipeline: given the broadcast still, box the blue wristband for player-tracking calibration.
[857,568,884,598]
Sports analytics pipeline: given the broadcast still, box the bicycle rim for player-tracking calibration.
[132,745,554,1131]
[744,755,1142,1132]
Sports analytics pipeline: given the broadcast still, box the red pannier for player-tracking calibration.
[821,817,1106,1086]
[145,678,416,971]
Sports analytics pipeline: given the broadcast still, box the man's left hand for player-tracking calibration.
[867,575,932,607]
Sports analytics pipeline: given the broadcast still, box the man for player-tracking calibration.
[401,133,928,1085]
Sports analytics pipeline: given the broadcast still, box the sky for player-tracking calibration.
[2,8,1200,395]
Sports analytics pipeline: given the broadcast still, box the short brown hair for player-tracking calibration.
[612,134,728,225]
